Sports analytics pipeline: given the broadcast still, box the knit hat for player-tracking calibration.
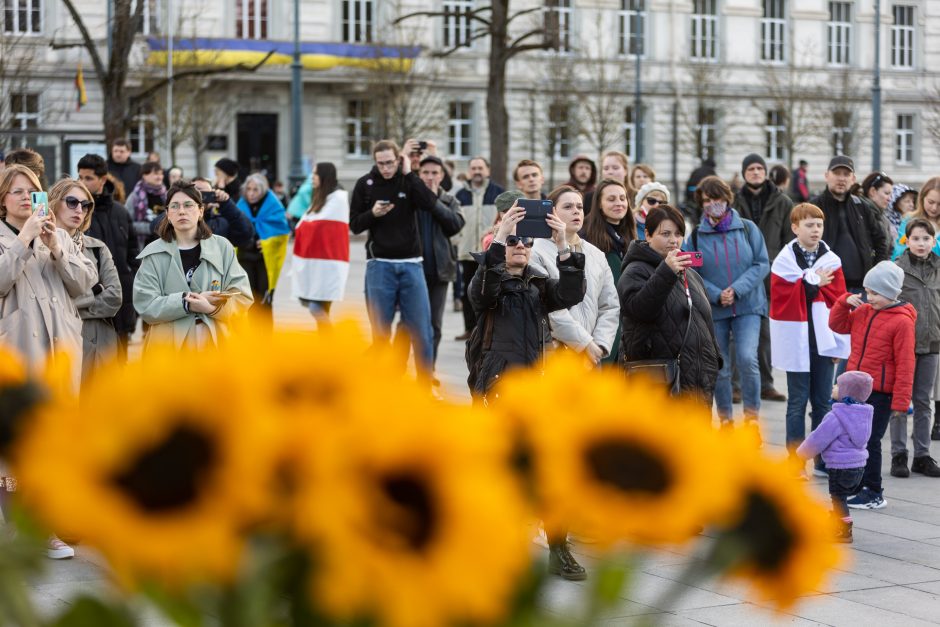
[634,182,671,207]
[214,158,239,178]
[837,371,873,403]
[495,190,524,213]
[741,153,767,175]
[863,260,905,300]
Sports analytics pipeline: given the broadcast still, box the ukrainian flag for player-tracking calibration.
[75,63,88,111]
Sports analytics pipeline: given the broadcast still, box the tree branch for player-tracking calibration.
[430,30,492,58]
[507,29,552,57]
[58,0,107,80]
[129,50,277,105]
[395,7,491,28]
[506,6,544,23]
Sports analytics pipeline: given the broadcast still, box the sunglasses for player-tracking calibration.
[644,197,665,206]
[506,235,535,248]
[64,196,93,211]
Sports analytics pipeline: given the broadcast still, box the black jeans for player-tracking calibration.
[427,278,448,366]
[828,467,864,517]
[862,391,893,494]
[459,260,478,333]
[238,250,272,327]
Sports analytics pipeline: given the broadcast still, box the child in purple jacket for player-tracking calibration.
[797,371,874,543]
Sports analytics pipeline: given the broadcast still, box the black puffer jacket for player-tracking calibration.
[617,241,721,400]
[85,179,140,335]
[468,243,586,395]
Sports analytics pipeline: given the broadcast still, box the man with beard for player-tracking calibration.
[565,154,597,195]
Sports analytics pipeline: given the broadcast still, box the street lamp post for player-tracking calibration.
[166,0,174,163]
[634,8,644,164]
[872,0,882,170]
[288,0,306,192]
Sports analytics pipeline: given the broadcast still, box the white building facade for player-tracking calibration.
[3,0,939,193]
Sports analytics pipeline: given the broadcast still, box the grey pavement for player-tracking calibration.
[23,235,940,625]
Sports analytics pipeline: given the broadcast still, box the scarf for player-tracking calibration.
[709,210,734,233]
[132,179,167,222]
[605,222,626,258]
[841,397,864,405]
[71,231,84,252]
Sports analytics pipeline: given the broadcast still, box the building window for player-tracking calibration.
[895,113,914,165]
[891,5,914,68]
[696,107,716,160]
[690,0,718,61]
[236,0,268,39]
[343,0,373,43]
[618,0,646,57]
[827,2,851,66]
[761,0,786,62]
[623,106,646,161]
[765,110,786,161]
[443,0,473,49]
[9,93,40,130]
[346,100,374,158]
[136,0,160,35]
[129,104,156,156]
[831,111,853,156]
[544,0,573,53]
[3,0,42,34]
[448,102,473,158]
[547,103,571,159]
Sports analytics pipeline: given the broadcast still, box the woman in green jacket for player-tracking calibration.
[133,181,253,350]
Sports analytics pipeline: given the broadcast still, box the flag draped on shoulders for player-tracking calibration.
[770,239,850,372]
[291,189,350,302]
[237,190,291,290]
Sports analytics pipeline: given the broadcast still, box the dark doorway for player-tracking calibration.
[236,113,278,182]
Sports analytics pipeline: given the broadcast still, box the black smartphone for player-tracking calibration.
[516,199,554,238]
[418,140,428,151]
[201,191,217,204]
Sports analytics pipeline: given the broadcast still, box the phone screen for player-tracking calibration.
[31,191,48,217]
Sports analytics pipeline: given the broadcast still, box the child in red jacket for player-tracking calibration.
[829,261,916,509]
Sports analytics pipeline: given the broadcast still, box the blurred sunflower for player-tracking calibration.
[710,431,843,609]
[292,391,530,627]
[493,351,736,546]
[12,343,280,585]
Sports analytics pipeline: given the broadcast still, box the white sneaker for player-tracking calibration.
[46,535,74,560]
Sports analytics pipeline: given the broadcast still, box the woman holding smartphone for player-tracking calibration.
[48,178,123,382]
[0,165,97,560]
[133,180,253,351]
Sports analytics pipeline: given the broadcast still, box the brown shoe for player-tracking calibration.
[732,389,742,404]
[454,332,471,341]
[761,388,787,401]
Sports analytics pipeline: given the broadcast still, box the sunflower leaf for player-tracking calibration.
[49,596,136,627]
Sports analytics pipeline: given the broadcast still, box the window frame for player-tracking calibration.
[9,92,41,131]
[235,0,269,40]
[342,0,374,44]
[895,113,915,166]
[827,1,852,67]
[831,111,853,156]
[129,103,157,157]
[690,0,719,62]
[890,4,915,69]
[765,110,786,161]
[137,0,160,36]
[447,101,474,159]
[544,0,574,54]
[547,102,572,160]
[696,106,717,161]
[442,0,474,50]
[345,99,374,159]
[760,0,786,63]
[618,0,647,58]
[3,0,43,35]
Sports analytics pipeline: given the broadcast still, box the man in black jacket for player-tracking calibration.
[810,156,890,291]
[417,156,465,366]
[107,139,141,196]
[349,139,440,374]
[78,153,141,358]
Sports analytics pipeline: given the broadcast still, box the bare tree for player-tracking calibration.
[816,68,869,160]
[398,1,555,186]
[676,63,724,163]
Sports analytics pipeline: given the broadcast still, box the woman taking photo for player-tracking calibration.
[618,204,721,405]
[689,176,769,426]
[0,165,97,560]
[581,179,637,363]
[530,186,619,365]
[48,178,122,382]
[291,163,350,326]
[133,181,252,351]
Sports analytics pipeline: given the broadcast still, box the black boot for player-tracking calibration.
[548,541,587,581]
[911,456,940,477]
[891,452,910,478]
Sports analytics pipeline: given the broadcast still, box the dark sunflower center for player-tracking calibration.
[278,379,338,407]
[379,473,436,551]
[111,424,216,514]
[0,382,45,456]
[584,439,673,495]
[732,491,796,572]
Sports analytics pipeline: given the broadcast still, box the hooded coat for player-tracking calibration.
[75,236,123,381]
[618,240,722,399]
[828,294,917,411]
[896,250,940,354]
[565,155,598,195]
[796,402,873,469]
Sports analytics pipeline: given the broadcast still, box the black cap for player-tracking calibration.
[827,156,854,172]
[214,158,239,178]
[418,155,444,169]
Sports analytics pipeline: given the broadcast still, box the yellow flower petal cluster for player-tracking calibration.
[13,343,281,586]
[493,351,736,546]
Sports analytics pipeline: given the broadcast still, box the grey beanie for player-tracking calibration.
[863,260,905,300]
[837,371,873,403]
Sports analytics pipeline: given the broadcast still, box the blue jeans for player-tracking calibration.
[364,260,434,373]
[785,351,835,450]
[862,391,893,494]
[714,314,762,421]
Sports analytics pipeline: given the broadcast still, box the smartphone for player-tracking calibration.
[516,199,554,238]
[201,191,217,204]
[418,140,428,151]
[377,200,391,207]
[677,251,704,267]
[31,191,48,217]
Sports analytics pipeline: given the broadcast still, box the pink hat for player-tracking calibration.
[837,371,873,403]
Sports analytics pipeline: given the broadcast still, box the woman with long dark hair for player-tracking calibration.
[290,163,350,326]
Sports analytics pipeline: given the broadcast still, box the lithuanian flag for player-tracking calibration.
[75,63,87,111]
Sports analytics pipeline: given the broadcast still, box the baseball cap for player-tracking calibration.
[418,155,444,169]
[827,156,854,173]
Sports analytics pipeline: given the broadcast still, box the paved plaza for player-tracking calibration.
[21,235,940,625]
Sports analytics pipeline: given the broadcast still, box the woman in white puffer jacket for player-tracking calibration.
[530,185,620,365]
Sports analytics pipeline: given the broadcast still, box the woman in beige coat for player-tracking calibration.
[0,165,97,559]
[48,178,122,383]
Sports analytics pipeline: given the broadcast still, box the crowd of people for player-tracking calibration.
[2,137,940,573]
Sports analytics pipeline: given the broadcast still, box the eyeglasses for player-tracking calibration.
[644,197,665,207]
[64,196,93,212]
[6,188,34,198]
[168,201,199,212]
[506,235,535,248]
[376,159,398,168]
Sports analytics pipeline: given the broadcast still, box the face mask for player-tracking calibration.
[704,201,728,219]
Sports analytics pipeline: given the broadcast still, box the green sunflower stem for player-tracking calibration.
[0,567,42,627]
